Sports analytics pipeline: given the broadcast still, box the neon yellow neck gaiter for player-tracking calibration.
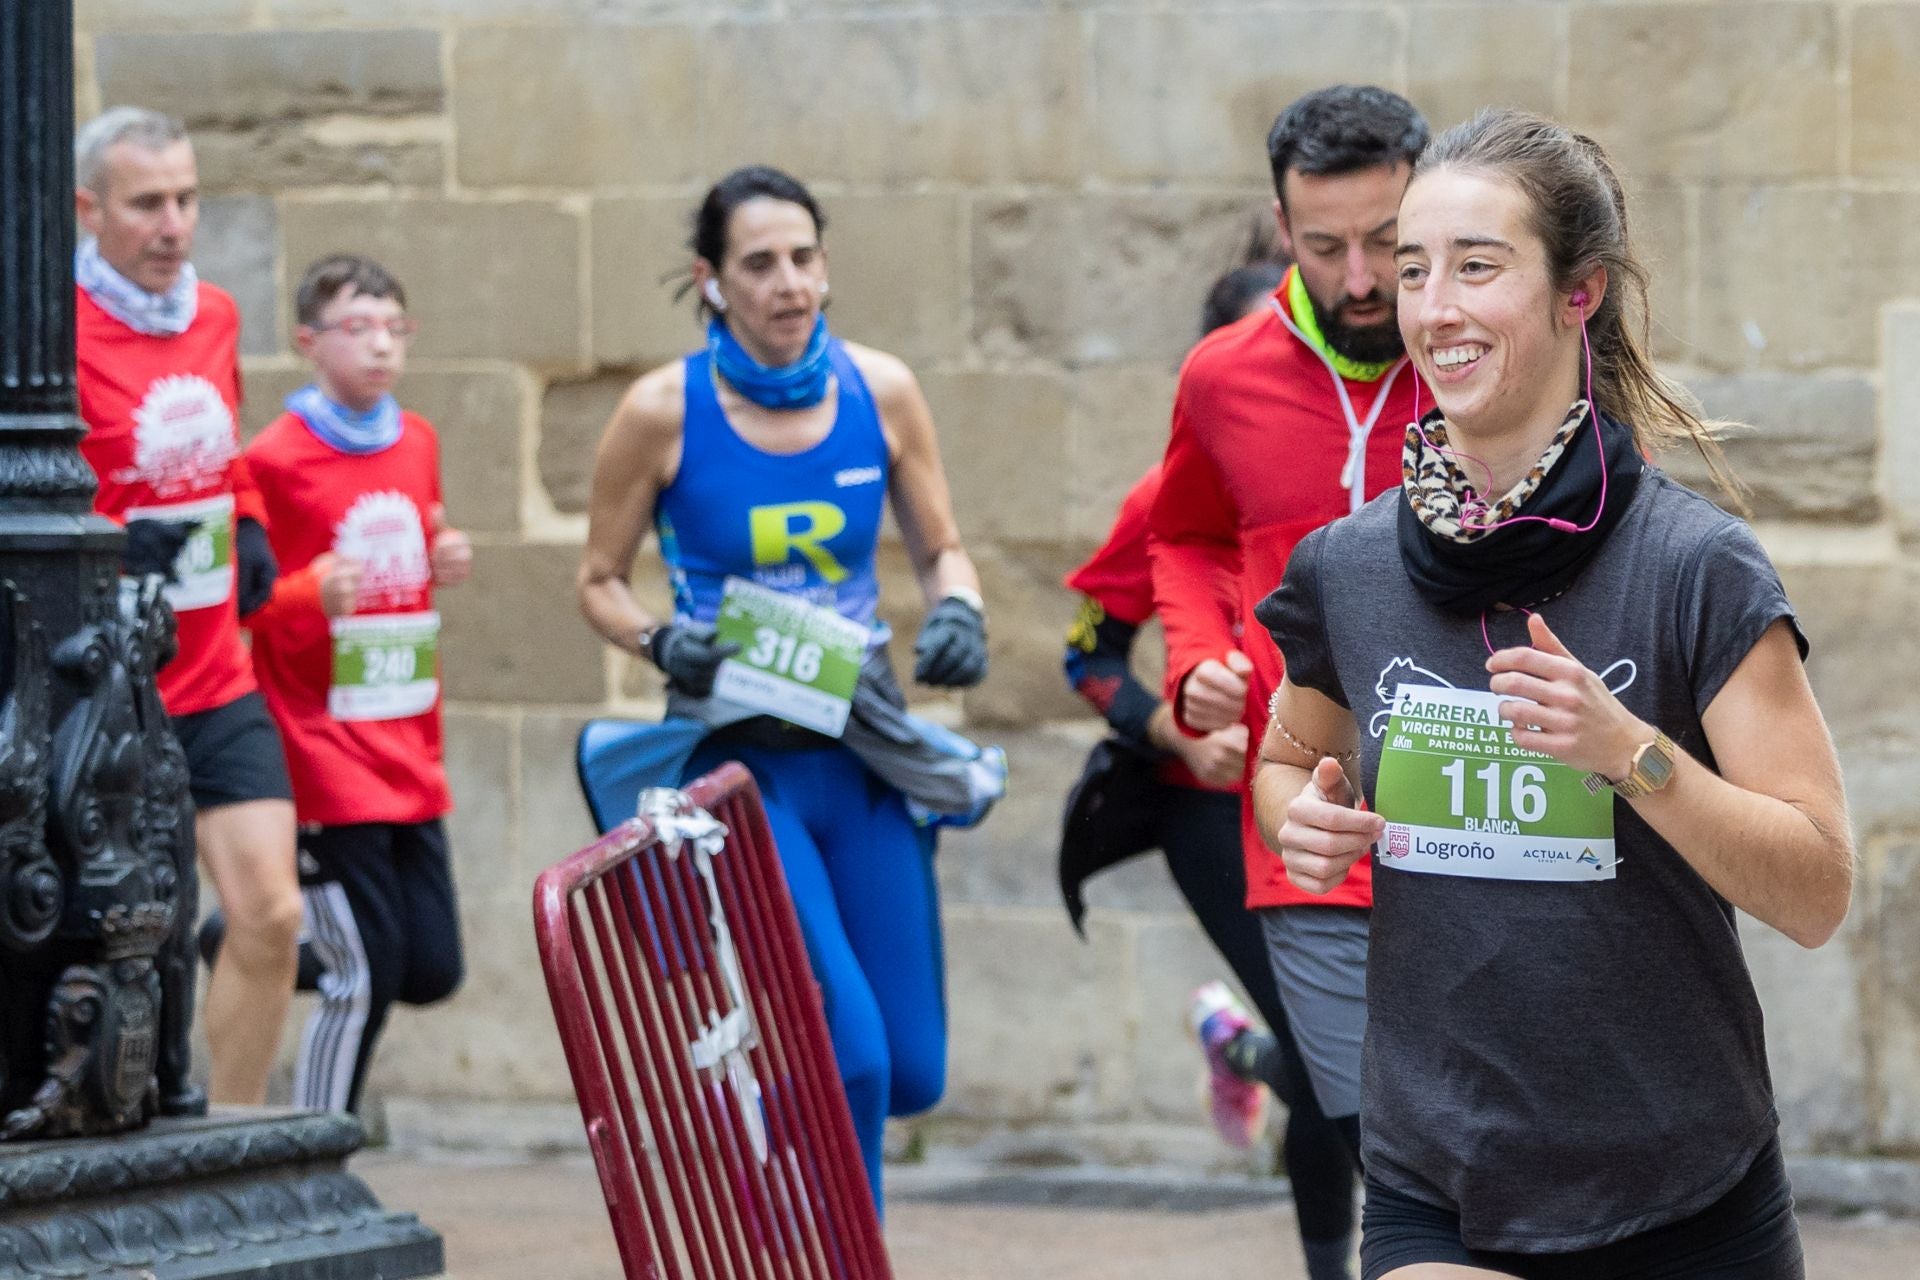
[1285,265,1397,383]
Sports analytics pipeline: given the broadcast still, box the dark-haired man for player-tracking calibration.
[1151,85,1431,1201]
[73,107,302,1105]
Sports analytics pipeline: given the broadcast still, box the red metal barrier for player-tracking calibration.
[534,763,893,1279]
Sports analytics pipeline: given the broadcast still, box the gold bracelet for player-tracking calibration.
[1267,717,1359,765]
[1265,688,1359,764]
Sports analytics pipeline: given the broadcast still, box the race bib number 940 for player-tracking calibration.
[1372,683,1616,882]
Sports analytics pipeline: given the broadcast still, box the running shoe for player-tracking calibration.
[1188,980,1268,1149]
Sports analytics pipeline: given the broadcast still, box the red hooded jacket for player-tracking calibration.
[1150,270,1426,910]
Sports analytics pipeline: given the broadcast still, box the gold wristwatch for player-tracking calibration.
[1584,731,1677,799]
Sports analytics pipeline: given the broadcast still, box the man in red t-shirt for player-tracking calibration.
[1151,86,1431,1158]
[245,254,470,1114]
[73,108,302,1106]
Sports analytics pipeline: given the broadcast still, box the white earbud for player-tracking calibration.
[703,279,727,312]
[818,279,830,300]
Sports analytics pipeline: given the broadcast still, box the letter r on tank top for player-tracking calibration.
[749,501,851,584]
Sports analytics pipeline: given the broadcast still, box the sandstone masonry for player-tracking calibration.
[77,0,1920,1165]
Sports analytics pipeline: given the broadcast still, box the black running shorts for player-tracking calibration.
[1360,1135,1803,1280]
[169,689,294,810]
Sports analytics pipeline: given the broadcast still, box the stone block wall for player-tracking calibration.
[69,0,1920,1160]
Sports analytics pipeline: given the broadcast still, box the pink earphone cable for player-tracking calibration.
[1411,289,1604,656]
[1413,291,1606,537]
[1480,603,1536,656]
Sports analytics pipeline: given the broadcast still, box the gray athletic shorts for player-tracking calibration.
[1259,904,1369,1121]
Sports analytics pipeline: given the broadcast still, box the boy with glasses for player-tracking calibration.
[242,254,472,1112]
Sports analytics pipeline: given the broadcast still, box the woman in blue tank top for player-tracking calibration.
[578,167,990,1213]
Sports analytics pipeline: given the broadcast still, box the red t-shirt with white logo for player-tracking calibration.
[244,410,451,826]
[75,284,264,716]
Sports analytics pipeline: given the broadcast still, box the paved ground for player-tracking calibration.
[359,1152,1920,1278]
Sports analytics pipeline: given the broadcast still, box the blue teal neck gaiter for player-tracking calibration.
[707,314,833,410]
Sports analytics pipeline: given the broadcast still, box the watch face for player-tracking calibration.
[1640,738,1676,789]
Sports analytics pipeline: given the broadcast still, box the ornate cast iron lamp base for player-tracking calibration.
[0,1109,442,1279]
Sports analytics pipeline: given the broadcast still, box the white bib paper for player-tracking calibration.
[124,491,234,612]
[1373,684,1617,882]
[710,578,870,738]
[330,610,440,722]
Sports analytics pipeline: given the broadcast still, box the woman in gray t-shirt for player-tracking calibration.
[1252,109,1852,1280]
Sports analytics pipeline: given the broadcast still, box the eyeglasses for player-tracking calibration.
[312,316,419,340]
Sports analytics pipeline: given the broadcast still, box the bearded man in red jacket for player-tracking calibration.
[1151,86,1430,1158]
[73,107,302,1106]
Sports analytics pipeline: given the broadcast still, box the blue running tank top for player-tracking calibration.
[656,341,888,632]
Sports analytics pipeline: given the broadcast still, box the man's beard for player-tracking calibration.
[1307,287,1405,364]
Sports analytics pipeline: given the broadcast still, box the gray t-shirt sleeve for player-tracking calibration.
[1253,527,1348,709]
[1678,517,1809,718]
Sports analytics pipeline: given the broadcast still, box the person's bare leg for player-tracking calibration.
[1382,1266,1519,1279]
[197,798,301,1104]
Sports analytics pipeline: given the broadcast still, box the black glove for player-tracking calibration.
[913,595,988,688]
[122,519,193,583]
[647,622,740,698]
[235,517,278,618]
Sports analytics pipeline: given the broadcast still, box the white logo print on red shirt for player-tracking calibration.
[116,373,238,499]
[333,490,430,613]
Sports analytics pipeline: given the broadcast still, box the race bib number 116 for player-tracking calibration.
[1372,683,1616,882]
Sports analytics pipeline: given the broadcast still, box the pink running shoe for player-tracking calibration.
[1188,980,1268,1149]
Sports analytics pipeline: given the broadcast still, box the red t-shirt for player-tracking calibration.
[1064,463,1215,791]
[76,284,264,716]
[1149,274,1427,910]
[244,410,451,826]
[1068,463,1168,626]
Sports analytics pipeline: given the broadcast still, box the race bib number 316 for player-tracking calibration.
[1372,684,1616,882]
[711,578,869,737]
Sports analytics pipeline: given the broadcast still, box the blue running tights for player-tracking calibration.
[685,738,946,1213]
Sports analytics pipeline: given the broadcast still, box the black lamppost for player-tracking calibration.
[0,0,202,1138]
[0,4,441,1273]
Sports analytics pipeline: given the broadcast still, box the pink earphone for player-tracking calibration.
[1411,286,1606,537]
